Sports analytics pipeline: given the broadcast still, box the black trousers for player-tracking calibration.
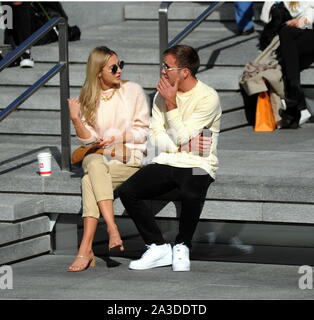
[4,2,32,47]
[279,25,314,84]
[118,164,214,248]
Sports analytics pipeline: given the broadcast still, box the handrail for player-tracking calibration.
[158,2,224,67]
[0,17,71,172]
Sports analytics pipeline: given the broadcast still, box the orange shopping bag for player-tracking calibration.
[254,91,277,132]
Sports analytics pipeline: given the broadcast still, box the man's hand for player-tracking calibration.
[156,76,179,111]
[285,17,308,28]
[179,134,212,155]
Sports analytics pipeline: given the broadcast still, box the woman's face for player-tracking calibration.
[98,54,122,90]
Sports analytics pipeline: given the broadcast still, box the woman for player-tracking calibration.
[67,46,149,271]
[261,1,314,128]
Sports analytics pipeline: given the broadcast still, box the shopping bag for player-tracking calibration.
[254,91,277,132]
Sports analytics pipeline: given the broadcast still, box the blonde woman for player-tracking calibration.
[67,46,149,271]
[261,2,314,29]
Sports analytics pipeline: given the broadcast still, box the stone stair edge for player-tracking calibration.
[0,235,51,265]
[0,194,45,222]
[1,193,314,225]
[123,2,263,21]
[0,171,313,203]
[0,216,50,246]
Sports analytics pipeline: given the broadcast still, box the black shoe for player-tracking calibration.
[20,50,34,68]
[238,27,255,36]
[286,79,306,110]
[279,108,300,129]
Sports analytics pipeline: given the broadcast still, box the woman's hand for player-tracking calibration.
[95,136,115,149]
[285,17,308,29]
[67,98,81,121]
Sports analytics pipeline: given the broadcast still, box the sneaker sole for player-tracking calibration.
[20,61,34,68]
[129,256,172,270]
[172,264,190,272]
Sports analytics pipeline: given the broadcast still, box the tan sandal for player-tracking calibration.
[67,255,96,272]
[108,228,124,252]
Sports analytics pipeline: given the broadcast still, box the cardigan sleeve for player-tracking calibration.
[128,85,150,144]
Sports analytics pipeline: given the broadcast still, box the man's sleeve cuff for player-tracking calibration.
[166,108,180,122]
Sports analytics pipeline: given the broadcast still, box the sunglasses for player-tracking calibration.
[110,61,125,74]
[162,62,184,71]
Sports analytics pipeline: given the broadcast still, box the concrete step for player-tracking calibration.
[3,19,263,65]
[31,27,261,66]
[0,216,50,246]
[0,87,243,112]
[1,180,314,226]
[1,63,313,92]
[123,2,263,21]
[0,87,81,111]
[1,141,314,204]
[0,110,76,136]
[0,194,44,222]
[0,106,246,135]
[0,235,51,265]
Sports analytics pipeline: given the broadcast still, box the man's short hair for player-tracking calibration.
[163,45,200,77]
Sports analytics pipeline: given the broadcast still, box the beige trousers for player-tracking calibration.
[81,153,139,219]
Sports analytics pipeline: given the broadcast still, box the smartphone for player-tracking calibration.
[201,128,212,137]
[200,128,211,157]
[85,141,98,146]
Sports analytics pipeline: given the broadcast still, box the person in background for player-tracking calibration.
[261,1,314,128]
[234,2,254,35]
[4,2,34,67]
[67,46,149,272]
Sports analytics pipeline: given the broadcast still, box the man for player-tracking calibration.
[118,44,222,271]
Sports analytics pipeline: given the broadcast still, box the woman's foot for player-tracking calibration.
[67,251,96,272]
[107,226,124,251]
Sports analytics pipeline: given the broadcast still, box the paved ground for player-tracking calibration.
[1,253,313,300]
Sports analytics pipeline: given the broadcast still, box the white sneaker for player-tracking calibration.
[172,243,190,272]
[20,50,34,68]
[299,109,312,126]
[129,243,172,270]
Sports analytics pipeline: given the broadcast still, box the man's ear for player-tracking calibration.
[182,68,190,79]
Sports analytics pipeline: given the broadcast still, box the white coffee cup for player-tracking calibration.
[37,152,52,176]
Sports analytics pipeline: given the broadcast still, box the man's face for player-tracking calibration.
[162,54,183,86]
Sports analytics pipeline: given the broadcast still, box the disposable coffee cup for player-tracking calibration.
[37,152,52,176]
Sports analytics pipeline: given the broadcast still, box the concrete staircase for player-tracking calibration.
[0,195,51,265]
[1,2,314,265]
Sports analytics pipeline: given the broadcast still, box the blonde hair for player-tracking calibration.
[79,46,116,127]
[289,2,299,12]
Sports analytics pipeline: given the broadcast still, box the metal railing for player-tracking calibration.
[0,17,71,171]
[159,2,224,67]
